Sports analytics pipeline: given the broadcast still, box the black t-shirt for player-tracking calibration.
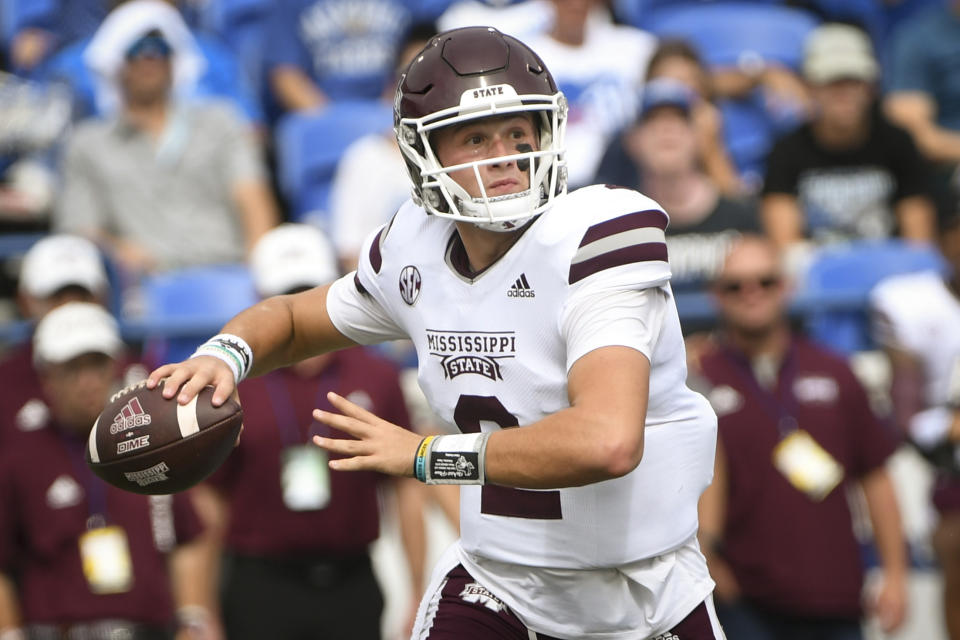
[667,197,760,292]
[593,135,760,290]
[762,108,931,241]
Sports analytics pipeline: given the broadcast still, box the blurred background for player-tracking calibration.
[0,0,959,639]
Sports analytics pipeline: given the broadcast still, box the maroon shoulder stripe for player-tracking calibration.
[579,209,668,247]
[569,242,668,284]
[368,228,384,274]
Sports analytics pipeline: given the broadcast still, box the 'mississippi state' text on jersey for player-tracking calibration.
[326,184,717,570]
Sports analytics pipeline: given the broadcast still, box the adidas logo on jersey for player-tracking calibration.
[110,397,152,435]
[507,273,535,298]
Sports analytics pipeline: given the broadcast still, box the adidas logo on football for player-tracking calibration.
[110,397,152,435]
[507,273,535,298]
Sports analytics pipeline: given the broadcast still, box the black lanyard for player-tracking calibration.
[717,341,802,438]
[262,368,338,448]
[63,432,109,529]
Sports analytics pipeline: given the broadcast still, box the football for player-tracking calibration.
[86,379,243,495]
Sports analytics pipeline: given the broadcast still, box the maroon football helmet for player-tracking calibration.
[394,26,568,231]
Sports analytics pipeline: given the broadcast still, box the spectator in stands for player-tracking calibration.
[593,78,759,292]
[264,0,447,114]
[885,0,960,219]
[0,235,126,450]
[196,224,427,640]
[761,23,935,266]
[693,235,908,639]
[644,39,745,196]
[328,23,435,271]
[6,0,109,74]
[54,26,278,274]
[0,73,71,228]
[871,205,960,639]
[36,0,262,125]
[437,0,552,40]
[524,0,657,188]
[0,302,220,639]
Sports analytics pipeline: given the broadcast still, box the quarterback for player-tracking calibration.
[150,27,722,639]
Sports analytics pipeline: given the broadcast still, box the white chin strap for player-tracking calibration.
[459,189,539,232]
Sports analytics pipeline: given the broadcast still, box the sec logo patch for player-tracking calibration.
[399,265,421,305]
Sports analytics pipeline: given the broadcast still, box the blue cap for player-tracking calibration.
[639,79,694,121]
[125,30,172,61]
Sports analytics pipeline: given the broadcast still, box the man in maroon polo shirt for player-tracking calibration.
[0,234,128,448]
[197,224,426,640]
[0,302,217,640]
[0,234,149,450]
[693,235,908,639]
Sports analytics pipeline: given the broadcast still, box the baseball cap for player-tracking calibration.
[250,224,340,298]
[639,79,694,121]
[803,23,878,84]
[19,235,108,299]
[33,302,122,366]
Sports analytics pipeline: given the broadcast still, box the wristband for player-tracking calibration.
[177,605,214,633]
[413,435,435,482]
[191,333,254,383]
[424,432,490,485]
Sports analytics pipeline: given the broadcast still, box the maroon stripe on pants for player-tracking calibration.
[659,601,720,639]
[421,565,531,639]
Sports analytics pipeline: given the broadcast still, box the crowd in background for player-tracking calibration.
[0,0,959,639]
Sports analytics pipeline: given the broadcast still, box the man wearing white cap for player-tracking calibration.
[0,302,218,640]
[55,2,279,274]
[761,23,936,261]
[0,235,112,448]
[193,224,426,640]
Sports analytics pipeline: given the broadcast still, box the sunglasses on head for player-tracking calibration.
[125,35,172,62]
[716,275,781,295]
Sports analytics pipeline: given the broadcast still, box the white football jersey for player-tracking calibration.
[328,184,717,571]
[871,271,960,407]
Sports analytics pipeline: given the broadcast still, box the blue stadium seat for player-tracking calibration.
[798,240,946,354]
[717,96,777,189]
[135,264,257,363]
[614,0,782,31]
[275,100,394,229]
[640,2,820,69]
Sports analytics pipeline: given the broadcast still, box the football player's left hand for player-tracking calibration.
[312,391,421,477]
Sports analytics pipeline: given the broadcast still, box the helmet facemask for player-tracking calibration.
[397,88,568,232]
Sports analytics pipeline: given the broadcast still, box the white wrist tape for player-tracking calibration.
[425,432,490,485]
[191,333,254,383]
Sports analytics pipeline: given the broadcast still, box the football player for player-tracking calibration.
[871,205,960,639]
[150,27,723,639]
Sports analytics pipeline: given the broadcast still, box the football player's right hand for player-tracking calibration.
[147,356,236,407]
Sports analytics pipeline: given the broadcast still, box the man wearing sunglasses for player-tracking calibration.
[692,235,907,640]
[55,25,278,275]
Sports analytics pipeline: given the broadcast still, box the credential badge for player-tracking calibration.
[399,265,422,306]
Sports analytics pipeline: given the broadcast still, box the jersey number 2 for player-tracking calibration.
[454,395,562,519]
